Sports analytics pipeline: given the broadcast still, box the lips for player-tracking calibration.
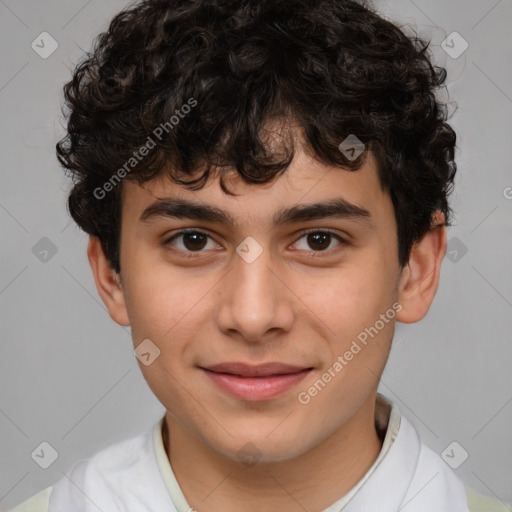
[200,362,313,401]
[203,362,310,377]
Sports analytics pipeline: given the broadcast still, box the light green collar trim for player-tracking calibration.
[153,416,192,512]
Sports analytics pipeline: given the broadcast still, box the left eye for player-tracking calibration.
[293,230,344,252]
[164,229,344,254]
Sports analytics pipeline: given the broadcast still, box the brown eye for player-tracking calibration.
[164,230,217,253]
[181,232,208,251]
[293,230,345,253]
[306,232,331,251]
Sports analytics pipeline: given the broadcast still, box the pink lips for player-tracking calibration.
[201,362,312,401]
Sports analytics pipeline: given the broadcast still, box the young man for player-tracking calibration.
[9,0,509,511]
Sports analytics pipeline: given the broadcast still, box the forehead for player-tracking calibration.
[120,148,392,230]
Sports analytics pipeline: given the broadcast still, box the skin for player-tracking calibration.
[88,144,446,512]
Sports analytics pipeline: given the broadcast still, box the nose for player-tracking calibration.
[215,243,294,343]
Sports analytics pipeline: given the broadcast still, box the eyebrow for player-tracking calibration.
[139,197,373,228]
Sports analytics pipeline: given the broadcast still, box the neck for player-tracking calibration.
[164,394,383,512]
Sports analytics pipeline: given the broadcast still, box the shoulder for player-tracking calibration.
[7,426,158,512]
[417,439,510,512]
[416,442,511,512]
[6,486,52,512]
[54,428,154,492]
[465,486,512,512]
[48,424,172,510]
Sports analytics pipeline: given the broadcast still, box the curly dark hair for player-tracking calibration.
[56,0,457,275]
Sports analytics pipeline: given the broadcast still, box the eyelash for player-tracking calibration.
[162,228,348,258]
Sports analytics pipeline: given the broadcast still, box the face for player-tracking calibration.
[114,147,404,463]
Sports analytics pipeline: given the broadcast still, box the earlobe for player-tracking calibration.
[87,236,130,326]
[396,211,447,324]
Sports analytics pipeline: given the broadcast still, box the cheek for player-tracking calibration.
[295,262,399,378]
[125,272,204,411]
[122,261,199,344]
[305,262,395,329]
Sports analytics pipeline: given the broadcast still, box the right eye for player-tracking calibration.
[163,229,221,255]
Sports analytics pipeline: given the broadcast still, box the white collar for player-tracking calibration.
[48,393,469,512]
[152,393,468,511]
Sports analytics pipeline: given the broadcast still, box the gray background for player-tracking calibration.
[1,0,511,509]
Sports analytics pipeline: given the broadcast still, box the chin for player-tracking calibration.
[205,426,317,466]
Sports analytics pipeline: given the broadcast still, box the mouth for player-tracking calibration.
[200,362,313,401]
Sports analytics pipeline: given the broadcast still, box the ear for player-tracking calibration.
[396,211,447,324]
[87,236,130,326]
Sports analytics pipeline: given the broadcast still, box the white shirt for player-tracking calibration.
[43,393,470,511]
